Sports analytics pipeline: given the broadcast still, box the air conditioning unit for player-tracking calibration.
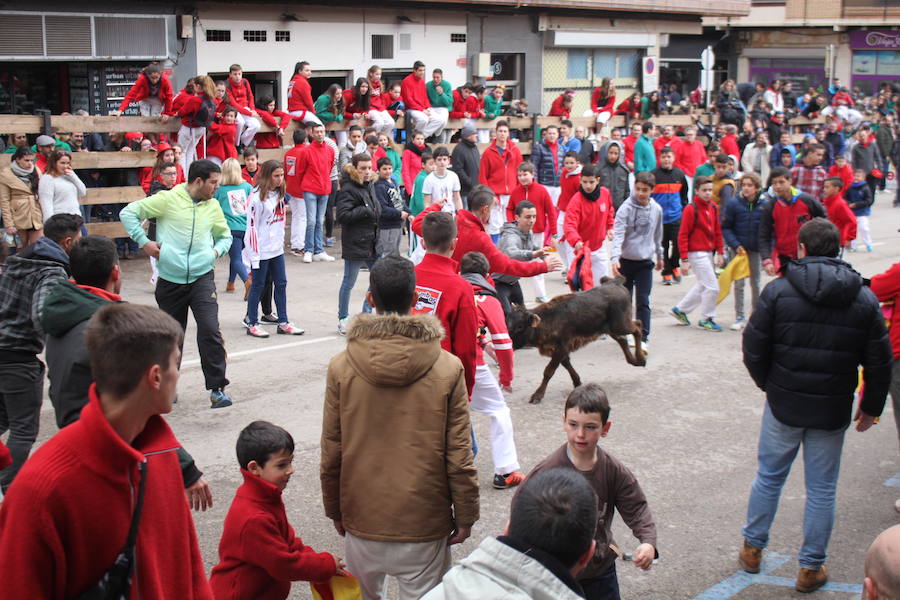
[471,53,491,78]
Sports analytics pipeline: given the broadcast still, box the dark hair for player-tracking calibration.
[422,211,456,253]
[581,164,600,178]
[348,124,364,135]
[707,144,720,153]
[351,152,372,167]
[798,217,840,258]
[70,236,117,288]
[370,255,416,314]
[467,185,495,213]
[659,146,675,156]
[517,161,535,174]
[257,159,286,202]
[642,121,654,131]
[86,303,183,398]
[292,129,307,145]
[144,63,162,76]
[432,146,450,159]
[376,157,392,169]
[432,68,443,75]
[714,154,730,165]
[293,61,309,76]
[421,152,435,165]
[824,176,844,190]
[561,119,574,128]
[565,383,611,423]
[236,420,295,470]
[242,145,259,158]
[508,468,598,569]
[514,200,535,216]
[495,120,509,131]
[460,251,489,276]
[413,60,425,70]
[808,142,825,153]
[187,159,221,183]
[634,171,656,187]
[10,145,39,194]
[229,63,242,73]
[256,95,275,111]
[43,213,83,244]
[543,125,559,134]
[159,161,177,173]
[563,151,579,161]
[365,134,379,146]
[768,166,792,185]
[47,150,72,176]
[694,175,713,189]
[220,106,238,119]
[353,77,371,112]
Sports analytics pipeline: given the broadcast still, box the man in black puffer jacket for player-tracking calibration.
[336,152,382,335]
[738,218,892,593]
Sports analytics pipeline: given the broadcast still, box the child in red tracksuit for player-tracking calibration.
[671,176,725,332]
[563,164,615,286]
[460,251,524,490]
[507,161,556,302]
[254,97,291,150]
[557,152,582,270]
[210,421,343,600]
[827,155,853,193]
[207,107,239,166]
[822,177,857,251]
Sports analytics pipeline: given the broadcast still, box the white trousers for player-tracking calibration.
[408,109,447,138]
[546,186,561,206]
[368,109,395,135]
[582,109,612,124]
[470,365,520,475]
[528,231,547,299]
[821,106,863,129]
[177,125,206,172]
[345,532,450,600]
[677,250,718,319]
[289,196,306,251]
[477,128,491,143]
[556,210,571,270]
[590,244,610,284]
[488,194,509,236]
[288,109,322,125]
[852,215,872,248]
[236,113,261,147]
[138,97,163,116]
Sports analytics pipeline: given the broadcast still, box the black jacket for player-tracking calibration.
[742,257,892,430]
[450,139,480,196]
[336,164,381,260]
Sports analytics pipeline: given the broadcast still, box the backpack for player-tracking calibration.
[189,97,215,129]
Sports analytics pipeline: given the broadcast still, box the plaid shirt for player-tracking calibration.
[791,164,827,201]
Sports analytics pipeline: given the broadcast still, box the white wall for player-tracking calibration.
[195,5,468,108]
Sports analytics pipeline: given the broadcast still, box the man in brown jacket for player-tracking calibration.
[320,254,479,600]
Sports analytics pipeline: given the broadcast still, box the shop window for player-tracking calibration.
[451,33,466,43]
[275,30,290,42]
[567,49,589,79]
[593,50,617,79]
[593,50,642,80]
[372,35,394,60]
[618,54,641,79]
[206,29,231,42]
[399,33,411,51]
[243,30,267,42]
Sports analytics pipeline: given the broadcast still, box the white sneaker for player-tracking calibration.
[338,317,349,335]
[640,339,649,355]
[730,317,746,331]
[302,252,313,264]
[314,252,336,262]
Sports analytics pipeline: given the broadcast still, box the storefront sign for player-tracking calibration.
[850,30,900,51]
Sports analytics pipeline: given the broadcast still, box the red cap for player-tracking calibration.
[156,142,172,155]
[125,131,144,142]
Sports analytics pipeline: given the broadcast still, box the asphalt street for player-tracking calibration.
[28,190,900,599]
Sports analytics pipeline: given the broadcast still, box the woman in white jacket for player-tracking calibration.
[38,150,86,230]
[243,159,304,338]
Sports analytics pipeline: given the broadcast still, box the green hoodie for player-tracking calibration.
[314,94,344,124]
[120,182,231,284]
[426,80,453,109]
[484,94,503,119]
[410,170,429,215]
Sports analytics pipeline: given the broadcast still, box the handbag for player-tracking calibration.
[76,461,148,600]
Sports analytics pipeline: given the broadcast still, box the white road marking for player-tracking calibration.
[181,336,340,367]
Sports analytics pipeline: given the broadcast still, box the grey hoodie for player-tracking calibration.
[610,196,664,265]
[494,222,540,284]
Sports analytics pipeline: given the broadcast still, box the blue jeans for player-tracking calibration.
[303,192,328,254]
[246,254,288,326]
[580,564,620,600]
[228,230,248,284]
[742,404,847,569]
[619,258,653,341]
[338,259,375,320]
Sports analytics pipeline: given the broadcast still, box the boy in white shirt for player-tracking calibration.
[423,146,462,214]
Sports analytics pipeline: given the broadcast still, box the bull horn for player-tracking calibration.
[530,314,542,328]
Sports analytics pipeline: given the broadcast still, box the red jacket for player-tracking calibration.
[226,78,256,115]
[0,440,9,471]
[478,142,523,196]
[414,253,478,395]
[210,470,337,600]
[140,164,185,193]
[831,90,854,107]
[292,140,334,195]
[342,89,369,120]
[118,72,174,113]
[507,182,557,237]
[207,121,238,161]
[564,188,615,250]
[401,73,430,112]
[471,285,514,387]
[283,144,308,198]
[255,108,291,149]
[828,163,854,192]
[558,167,582,212]
[615,97,640,118]
[653,135,682,159]
[173,94,212,128]
[548,94,571,118]
[368,79,386,111]
[623,135,639,165]
[870,262,900,359]
[287,74,315,114]
[450,90,478,119]
[675,140,708,177]
[402,147,425,192]
[590,89,615,114]
[823,193,857,246]
[678,198,723,256]
[413,204,549,281]
[720,134,740,159]
[171,87,194,115]
[0,386,212,599]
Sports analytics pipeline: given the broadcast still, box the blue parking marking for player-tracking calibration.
[884,474,900,488]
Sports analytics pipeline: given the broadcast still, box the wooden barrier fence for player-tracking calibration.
[0,112,828,238]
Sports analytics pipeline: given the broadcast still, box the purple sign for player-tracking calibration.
[850,30,900,50]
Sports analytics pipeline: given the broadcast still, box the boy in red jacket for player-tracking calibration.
[206,107,239,166]
[460,251,525,490]
[827,154,853,193]
[226,64,262,147]
[564,164,615,284]
[211,421,343,600]
[557,151,582,270]
[507,161,556,302]
[283,130,309,255]
[822,177,857,251]
[670,176,725,332]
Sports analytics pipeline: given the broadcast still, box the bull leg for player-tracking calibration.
[530,354,562,404]
[560,355,581,388]
[613,320,646,367]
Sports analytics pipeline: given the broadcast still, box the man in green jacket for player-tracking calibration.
[120,159,234,409]
[635,121,657,174]
[426,69,453,142]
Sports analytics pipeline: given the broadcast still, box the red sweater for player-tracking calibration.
[590,89,615,114]
[0,386,212,599]
[678,198,723,255]
[479,142,523,196]
[342,89,368,120]
[472,288,514,387]
[402,148,425,192]
[823,193,857,246]
[450,90,479,119]
[558,167,582,212]
[287,74,315,114]
[207,121,238,161]
[292,140,334,195]
[401,73,430,112]
[414,253,478,395]
[0,440,9,470]
[720,134,740,159]
[118,72,174,113]
[828,164,854,192]
[675,140,708,177]
[548,94,571,118]
[623,135,639,165]
[283,144,308,198]
[226,78,256,115]
[255,109,291,149]
[507,182,557,237]
[140,164,186,193]
[653,135,682,159]
[173,94,213,128]
[210,470,337,600]
[368,79,386,111]
[563,188,615,250]
[413,205,549,281]
[870,262,900,359]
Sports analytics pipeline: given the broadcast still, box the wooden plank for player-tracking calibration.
[0,116,43,134]
[71,151,157,169]
[52,115,180,134]
[82,187,147,205]
[86,221,127,238]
